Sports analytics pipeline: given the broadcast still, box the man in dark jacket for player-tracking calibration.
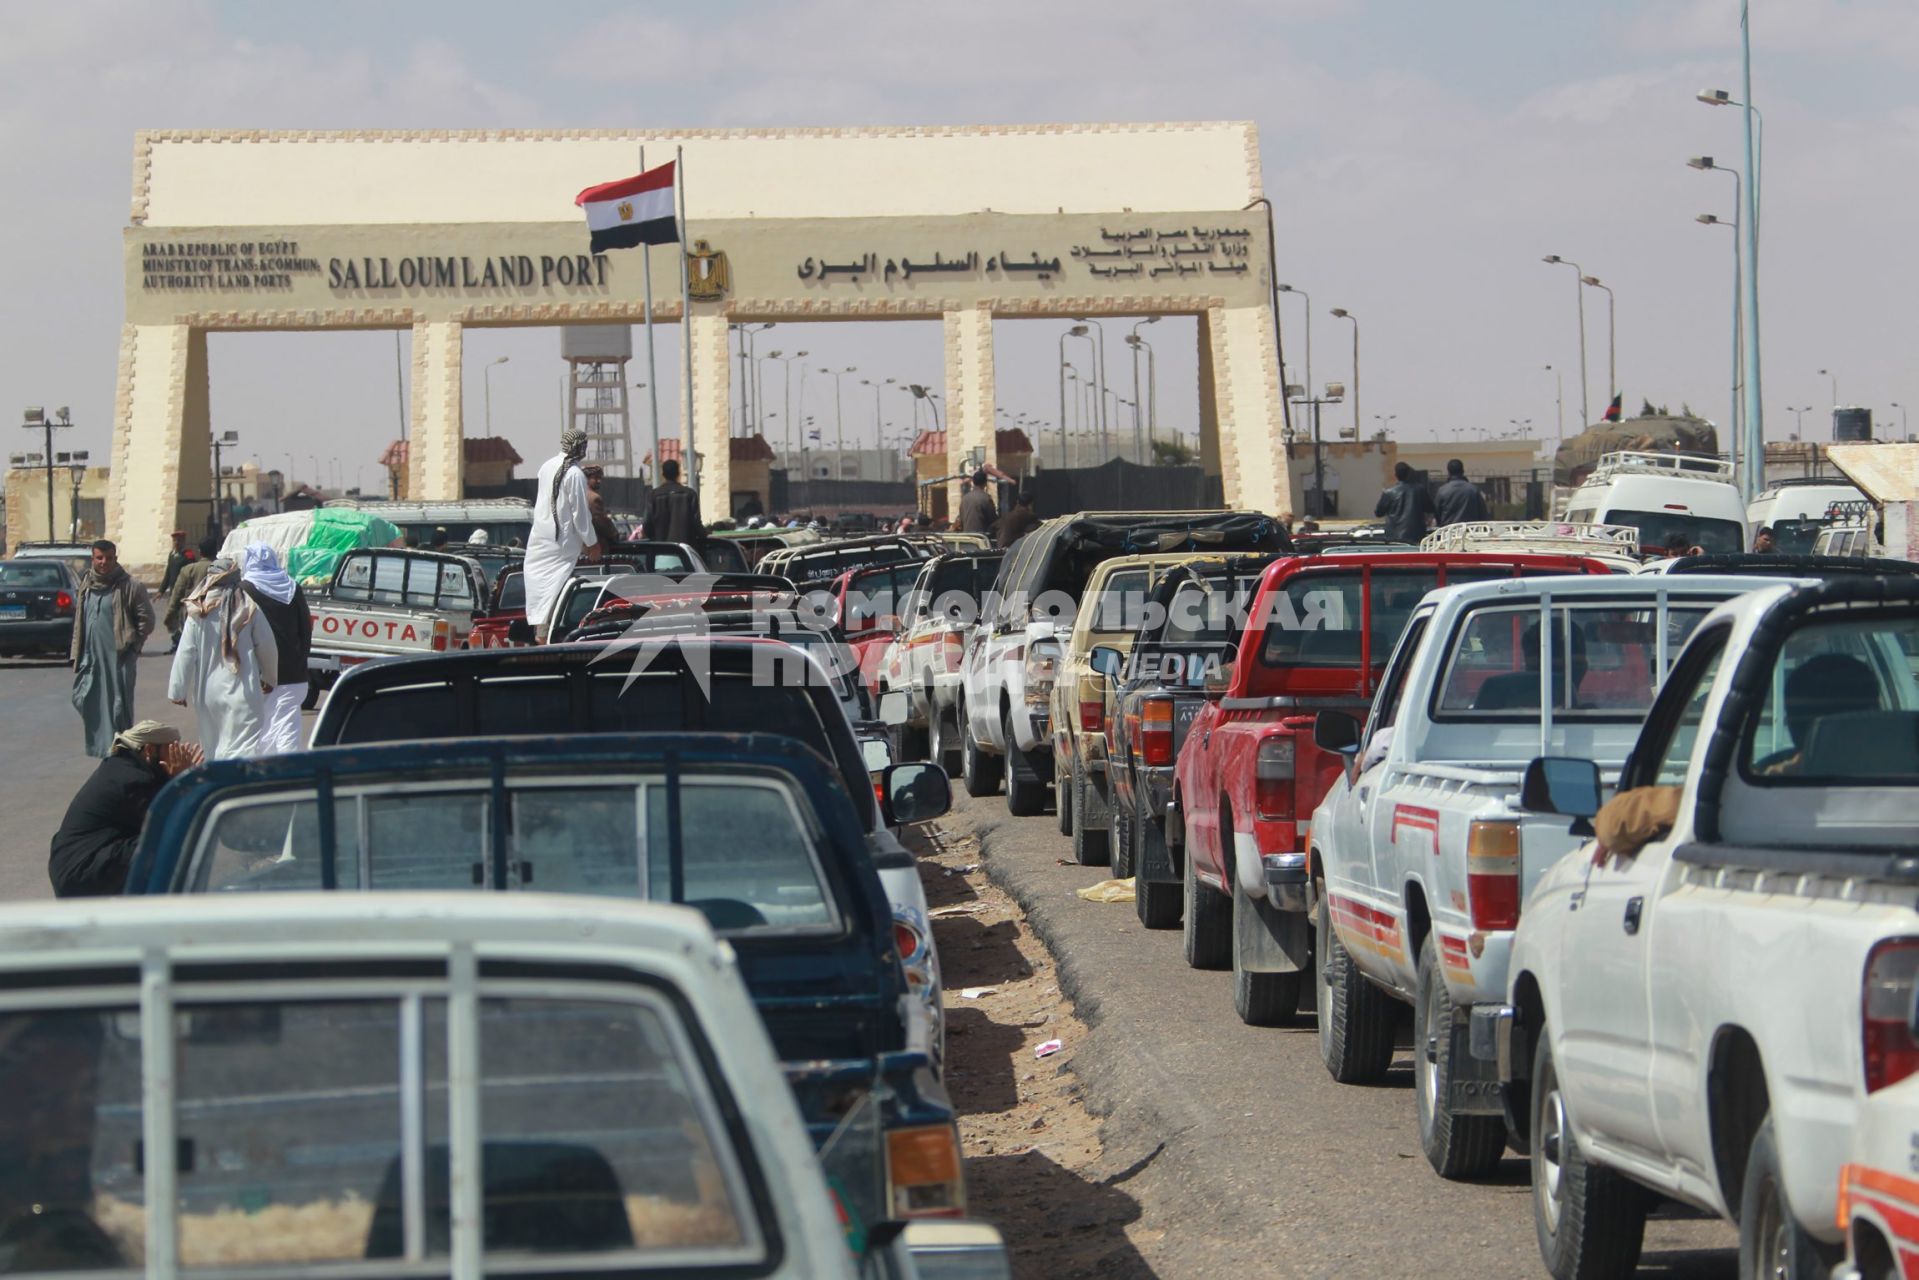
[49,721,200,897]
[1433,459,1491,527]
[996,492,1040,547]
[643,459,703,544]
[583,465,622,550]
[957,469,998,535]
[1374,462,1435,544]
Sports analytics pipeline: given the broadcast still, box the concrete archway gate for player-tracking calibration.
[115,123,1292,573]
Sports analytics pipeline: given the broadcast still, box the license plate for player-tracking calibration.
[1173,701,1201,731]
[0,605,26,620]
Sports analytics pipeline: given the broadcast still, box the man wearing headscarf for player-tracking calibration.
[525,427,602,642]
[69,540,156,758]
[164,534,222,646]
[49,721,201,897]
[167,559,278,759]
[239,543,312,754]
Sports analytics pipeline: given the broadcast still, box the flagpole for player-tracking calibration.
[637,144,662,482]
[676,144,697,496]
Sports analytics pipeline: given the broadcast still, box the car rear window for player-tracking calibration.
[1743,612,1919,784]
[1433,599,1714,719]
[1259,568,1505,668]
[0,561,68,587]
[1602,509,1745,555]
[0,986,765,1275]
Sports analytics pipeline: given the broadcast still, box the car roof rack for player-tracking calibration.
[1419,520,1641,556]
[1586,451,1735,483]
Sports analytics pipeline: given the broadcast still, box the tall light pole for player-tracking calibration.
[1063,367,1081,467]
[1127,316,1159,460]
[1542,255,1589,428]
[738,323,775,435]
[1580,276,1615,410]
[1893,402,1910,440]
[1692,157,1744,481]
[20,407,70,542]
[1734,1,1764,500]
[1374,414,1398,438]
[210,430,239,536]
[1697,87,1764,244]
[1783,405,1807,437]
[860,378,893,449]
[1819,368,1838,408]
[819,366,854,479]
[1277,285,1311,427]
[1072,317,1108,451]
[1544,365,1564,449]
[1059,323,1093,465]
[1330,308,1359,439]
[771,350,809,461]
[483,355,509,436]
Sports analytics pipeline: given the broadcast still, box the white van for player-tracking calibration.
[1562,450,1748,553]
[1746,477,1867,552]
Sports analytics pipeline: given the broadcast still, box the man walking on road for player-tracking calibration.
[1374,462,1435,545]
[164,535,221,648]
[240,543,312,755]
[1433,459,1491,527]
[583,464,622,550]
[70,540,155,758]
[958,469,998,535]
[158,530,188,651]
[642,458,702,545]
[525,428,602,643]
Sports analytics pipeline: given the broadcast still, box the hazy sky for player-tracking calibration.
[4,0,1915,491]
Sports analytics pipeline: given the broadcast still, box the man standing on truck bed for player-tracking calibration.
[526,428,603,643]
[1433,458,1491,527]
[1375,461,1435,543]
[643,458,702,545]
[958,469,998,535]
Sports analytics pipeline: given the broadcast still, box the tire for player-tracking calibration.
[1738,1117,1829,1280]
[1182,827,1231,970]
[1057,754,1075,837]
[1004,714,1048,817]
[1232,872,1302,1026]
[929,707,962,778]
[1069,765,1110,865]
[1530,1032,1648,1280]
[1135,817,1181,929]
[1112,801,1135,881]
[1414,934,1506,1179]
[961,711,1003,797]
[1314,885,1396,1084]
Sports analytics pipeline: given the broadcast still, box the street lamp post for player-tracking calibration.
[1329,309,1359,439]
[1127,316,1159,461]
[1059,324,1094,467]
[1893,402,1910,440]
[1072,317,1108,452]
[1783,405,1807,437]
[19,407,71,543]
[67,461,88,541]
[1541,255,1589,428]
[1374,414,1398,438]
[1695,206,1743,481]
[860,378,892,451]
[210,430,239,538]
[1819,368,1838,408]
[818,366,855,480]
[1287,382,1344,518]
[1544,365,1564,448]
[483,355,509,436]
[1580,276,1616,409]
[1277,285,1311,430]
[737,323,776,435]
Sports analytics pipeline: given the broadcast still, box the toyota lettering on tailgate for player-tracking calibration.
[320,615,423,642]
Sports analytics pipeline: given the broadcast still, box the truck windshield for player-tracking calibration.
[1434,599,1714,719]
[1259,567,1513,668]
[0,990,763,1274]
[1602,509,1745,554]
[189,771,838,932]
[1743,613,1919,783]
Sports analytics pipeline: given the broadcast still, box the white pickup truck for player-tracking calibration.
[1308,573,1782,1181]
[1497,576,1919,1280]
[309,547,487,691]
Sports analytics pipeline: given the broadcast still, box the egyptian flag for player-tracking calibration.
[1602,393,1622,422]
[575,162,678,253]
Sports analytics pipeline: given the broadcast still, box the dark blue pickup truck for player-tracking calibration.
[124,731,962,1231]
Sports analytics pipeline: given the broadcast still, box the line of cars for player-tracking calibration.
[14,528,1020,1276]
[878,495,1919,1280]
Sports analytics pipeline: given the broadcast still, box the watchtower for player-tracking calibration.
[562,324,635,476]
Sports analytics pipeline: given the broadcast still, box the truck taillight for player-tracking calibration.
[887,1123,965,1218]
[53,590,72,614]
[1254,737,1297,819]
[1079,696,1104,733]
[893,919,922,962]
[1024,640,1060,705]
[1863,938,1919,1094]
[1140,698,1174,766]
[1466,820,1522,931]
[942,630,965,674]
[430,620,451,652]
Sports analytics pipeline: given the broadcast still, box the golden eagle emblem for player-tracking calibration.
[617,201,634,222]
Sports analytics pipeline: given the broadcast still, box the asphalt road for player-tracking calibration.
[950,788,1739,1280]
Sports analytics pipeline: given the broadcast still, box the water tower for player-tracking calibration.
[561,325,635,476]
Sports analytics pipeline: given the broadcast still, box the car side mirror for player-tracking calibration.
[878,689,912,726]
[1313,710,1361,755]
[1088,645,1124,680]
[882,762,951,826]
[1521,756,1603,838]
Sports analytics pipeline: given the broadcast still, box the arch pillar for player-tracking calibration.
[688,309,732,519]
[407,320,464,502]
[1200,303,1291,518]
[943,305,996,512]
[108,322,211,575]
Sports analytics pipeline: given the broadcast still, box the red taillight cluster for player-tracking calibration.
[429,620,451,652]
[1863,939,1919,1094]
[1139,698,1174,766]
[1465,820,1521,931]
[1254,737,1296,819]
[893,920,922,961]
[53,590,73,614]
[1079,698,1104,733]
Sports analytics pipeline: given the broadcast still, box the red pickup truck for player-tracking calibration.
[1168,551,1612,1026]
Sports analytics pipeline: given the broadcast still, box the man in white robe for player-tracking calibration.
[525,427,603,642]
[167,560,278,760]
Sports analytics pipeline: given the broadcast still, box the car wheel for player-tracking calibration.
[1004,713,1048,817]
[1181,828,1231,970]
[1069,765,1110,865]
[1738,1117,1829,1280]
[960,709,1003,797]
[1314,884,1395,1083]
[1135,817,1181,929]
[929,707,962,778]
[1414,934,1506,1179]
[1530,1031,1648,1280]
[1113,803,1135,881]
